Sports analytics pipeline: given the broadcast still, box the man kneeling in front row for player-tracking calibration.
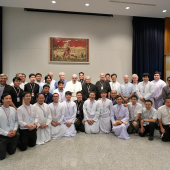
[139,100,157,141]
[0,94,18,160]
[111,95,130,140]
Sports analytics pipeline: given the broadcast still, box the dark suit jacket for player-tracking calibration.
[0,84,13,103]
[82,83,96,101]
[74,100,84,120]
[24,83,39,104]
[95,81,111,99]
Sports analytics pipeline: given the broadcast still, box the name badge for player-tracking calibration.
[101,86,103,90]
[29,118,33,123]
[7,122,10,126]
[77,110,80,114]
[32,93,34,97]
[17,97,20,102]
[54,113,57,117]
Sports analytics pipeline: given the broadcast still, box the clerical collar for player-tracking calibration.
[59,89,63,92]
[117,103,122,106]
[2,105,9,109]
[102,98,106,101]
[143,81,148,84]
[53,102,58,105]
[124,82,129,84]
[87,83,91,86]
[132,103,137,106]
[77,100,82,103]
[66,100,71,102]
[112,81,116,83]
[14,86,20,89]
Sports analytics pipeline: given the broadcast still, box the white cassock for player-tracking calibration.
[98,98,113,133]
[65,81,82,101]
[151,79,166,110]
[109,81,120,94]
[49,102,65,139]
[62,101,77,137]
[136,81,155,108]
[53,88,66,103]
[34,103,52,145]
[111,104,130,140]
[83,100,100,134]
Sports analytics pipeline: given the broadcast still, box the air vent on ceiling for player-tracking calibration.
[109,0,156,6]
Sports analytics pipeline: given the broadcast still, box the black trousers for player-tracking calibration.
[127,120,140,134]
[139,122,156,137]
[18,129,37,151]
[0,135,17,160]
[74,119,85,132]
[161,125,170,142]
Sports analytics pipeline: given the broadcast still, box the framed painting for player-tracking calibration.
[49,37,89,63]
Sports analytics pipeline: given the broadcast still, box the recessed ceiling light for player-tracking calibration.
[126,7,130,9]
[85,3,89,6]
[163,10,167,13]
[52,1,56,4]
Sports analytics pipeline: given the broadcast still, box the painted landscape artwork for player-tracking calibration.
[50,37,89,63]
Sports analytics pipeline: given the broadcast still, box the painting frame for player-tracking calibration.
[49,37,89,64]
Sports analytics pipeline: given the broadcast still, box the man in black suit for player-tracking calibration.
[95,73,111,100]
[78,72,85,86]
[0,74,13,105]
[24,73,39,104]
[74,91,85,132]
[82,76,96,101]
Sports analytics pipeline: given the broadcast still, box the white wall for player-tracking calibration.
[3,7,132,84]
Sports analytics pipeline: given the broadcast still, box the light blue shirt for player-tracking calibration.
[120,82,136,97]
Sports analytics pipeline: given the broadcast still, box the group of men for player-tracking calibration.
[0,71,170,160]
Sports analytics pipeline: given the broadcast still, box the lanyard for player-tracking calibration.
[87,84,90,91]
[24,104,31,117]
[13,86,20,97]
[117,105,122,115]
[146,110,151,119]
[29,83,35,93]
[131,104,137,118]
[2,106,10,122]
[102,99,106,108]
[100,81,104,87]
[76,101,82,110]
[90,100,94,108]
[59,90,63,99]
[66,101,71,111]
[38,103,45,113]
[44,94,48,103]
[53,103,58,113]
[111,98,116,104]
[143,82,148,92]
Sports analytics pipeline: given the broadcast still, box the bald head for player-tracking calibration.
[100,73,105,81]
[48,72,53,79]
[124,75,129,83]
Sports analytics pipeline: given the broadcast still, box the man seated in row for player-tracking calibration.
[0,94,18,160]
[83,91,100,134]
[110,90,117,105]
[158,97,170,142]
[126,95,142,134]
[42,84,53,104]
[139,100,157,141]
[98,90,113,133]
[111,95,130,140]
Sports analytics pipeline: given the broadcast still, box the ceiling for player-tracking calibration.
[0,0,170,18]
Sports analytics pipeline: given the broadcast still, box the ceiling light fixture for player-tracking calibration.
[52,1,56,4]
[163,10,167,13]
[126,7,130,9]
[85,3,89,6]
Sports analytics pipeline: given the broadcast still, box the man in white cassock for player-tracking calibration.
[151,71,166,110]
[65,74,82,101]
[98,90,113,133]
[49,93,65,139]
[62,91,77,137]
[109,73,120,95]
[136,73,155,108]
[53,80,66,103]
[111,95,130,140]
[34,93,52,145]
[83,91,100,134]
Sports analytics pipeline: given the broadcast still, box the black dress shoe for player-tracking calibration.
[148,136,154,141]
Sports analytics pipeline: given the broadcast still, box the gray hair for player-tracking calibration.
[59,72,65,76]
[85,76,91,79]
[72,74,77,78]
[0,73,8,79]
[132,74,138,79]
